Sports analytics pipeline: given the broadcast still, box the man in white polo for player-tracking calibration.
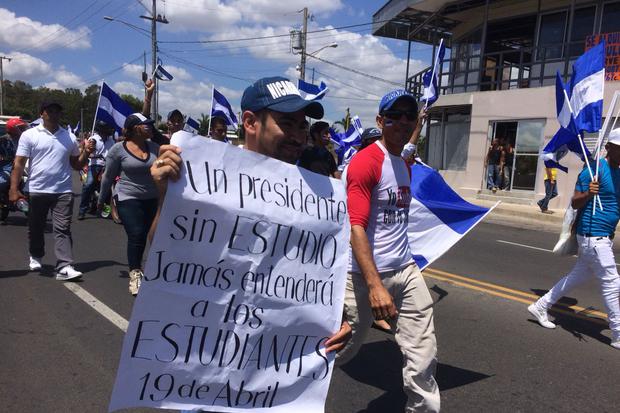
[10,101,95,280]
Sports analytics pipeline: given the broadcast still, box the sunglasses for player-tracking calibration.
[381,110,418,122]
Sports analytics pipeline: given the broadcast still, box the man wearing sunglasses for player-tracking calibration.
[338,89,440,412]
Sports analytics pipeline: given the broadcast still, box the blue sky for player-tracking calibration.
[0,0,432,126]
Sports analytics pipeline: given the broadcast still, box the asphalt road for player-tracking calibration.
[1,184,619,413]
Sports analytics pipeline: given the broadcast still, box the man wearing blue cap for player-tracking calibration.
[150,76,351,353]
[337,89,440,412]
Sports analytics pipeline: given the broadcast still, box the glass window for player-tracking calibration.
[538,11,567,59]
[601,2,620,33]
[569,6,596,57]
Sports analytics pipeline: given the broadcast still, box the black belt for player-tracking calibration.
[583,233,615,240]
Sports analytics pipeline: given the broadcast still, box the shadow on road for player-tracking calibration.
[341,339,491,413]
[530,289,612,346]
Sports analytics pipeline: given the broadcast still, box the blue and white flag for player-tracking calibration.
[408,162,496,270]
[421,38,446,107]
[96,82,134,134]
[211,88,238,129]
[298,79,328,101]
[351,115,363,135]
[71,121,81,135]
[569,41,604,133]
[541,72,591,173]
[556,71,578,135]
[184,116,200,134]
[541,127,591,173]
[153,59,174,81]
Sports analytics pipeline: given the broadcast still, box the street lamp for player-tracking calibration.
[103,16,151,37]
[297,43,337,83]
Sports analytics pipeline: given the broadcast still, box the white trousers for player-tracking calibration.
[539,235,620,334]
[336,264,440,413]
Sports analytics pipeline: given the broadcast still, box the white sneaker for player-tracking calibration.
[29,256,42,271]
[55,265,83,281]
[612,332,620,350]
[129,269,143,296]
[528,303,556,329]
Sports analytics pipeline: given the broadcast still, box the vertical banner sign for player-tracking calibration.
[586,33,620,80]
[109,131,349,412]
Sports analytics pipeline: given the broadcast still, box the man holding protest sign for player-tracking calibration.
[337,90,440,412]
[108,76,351,412]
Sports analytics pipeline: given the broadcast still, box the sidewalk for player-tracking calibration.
[465,196,564,232]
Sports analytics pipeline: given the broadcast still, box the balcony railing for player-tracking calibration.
[408,42,584,99]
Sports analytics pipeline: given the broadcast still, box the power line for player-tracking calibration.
[159,51,254,83]
[313,69,382,98]
[307,54,401,87]
[158,19,393,44]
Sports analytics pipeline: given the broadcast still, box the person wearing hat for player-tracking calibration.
[337,89,441,412]
[77,120,116,220]
[529,129,620,350]
[10,101,95,280]
[0,118,28,193]
[298,120,339,177]
[150,75,351,353]
[98,113,160,295]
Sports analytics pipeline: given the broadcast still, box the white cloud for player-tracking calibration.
[230,0,344,25]
[44,68,85,90]
[161,0,242,32]
[0,51,52,81]
[0,8,91,51]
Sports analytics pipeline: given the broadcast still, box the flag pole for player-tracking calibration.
[423,38,444,112]
[90,80,104,139]
[592,91,619,214]
[207,84,214,138]
[563,88,602,211]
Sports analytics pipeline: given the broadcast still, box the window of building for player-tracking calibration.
[569,6,596,57]
[601,2,620,33]
[426,107,471,171]
[538,11,568,59]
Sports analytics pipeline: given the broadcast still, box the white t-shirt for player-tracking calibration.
[89,133,115,166]
[16,124,79,194]
[346,141,413,273]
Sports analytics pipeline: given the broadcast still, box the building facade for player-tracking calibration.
[373,0,620,208]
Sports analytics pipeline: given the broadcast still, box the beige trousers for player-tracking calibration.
[336,263,440,413]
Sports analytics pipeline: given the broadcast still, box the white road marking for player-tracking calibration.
[496,240,553,253]
[496,239,620,267]
[64,283,128,332]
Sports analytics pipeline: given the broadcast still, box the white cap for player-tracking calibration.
[609,128,620,146]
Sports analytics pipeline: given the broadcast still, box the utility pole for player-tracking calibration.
[140,1,168,122]
[299,7,308,81]
[0,56,12,116]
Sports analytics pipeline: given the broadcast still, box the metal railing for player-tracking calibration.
[408,41,586,98]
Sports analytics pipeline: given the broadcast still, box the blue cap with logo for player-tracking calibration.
[241,76,324,119]
[379,89,418,113]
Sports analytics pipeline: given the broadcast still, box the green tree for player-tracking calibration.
[198,112,210,136]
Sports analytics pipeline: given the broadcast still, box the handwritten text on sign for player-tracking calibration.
[109,131,349,412]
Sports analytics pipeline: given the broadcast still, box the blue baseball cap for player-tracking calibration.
[241,76,324,119]
[379,89,418,113]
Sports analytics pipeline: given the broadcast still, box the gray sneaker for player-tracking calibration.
[612,332,620,350]
[528,303,556,329]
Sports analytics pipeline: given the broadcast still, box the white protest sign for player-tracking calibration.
[109,131,349,412]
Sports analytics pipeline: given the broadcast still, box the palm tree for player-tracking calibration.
[198,113,210,136]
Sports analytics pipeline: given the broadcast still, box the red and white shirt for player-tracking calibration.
[346,140,413,273]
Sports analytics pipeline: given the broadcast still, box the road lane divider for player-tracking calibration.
[64,283,128,332]
[424,267,608,325]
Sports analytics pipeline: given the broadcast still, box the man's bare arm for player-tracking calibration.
[9,156,27,202]
[350,224,398,320]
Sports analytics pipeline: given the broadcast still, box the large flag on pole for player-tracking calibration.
[298,79,328,101]
[569,41,604,133]
[408,162,497,270]
[421,38,446,107]
[96,82,134,134]
[211,88,238,129]
[541,72,590,172]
